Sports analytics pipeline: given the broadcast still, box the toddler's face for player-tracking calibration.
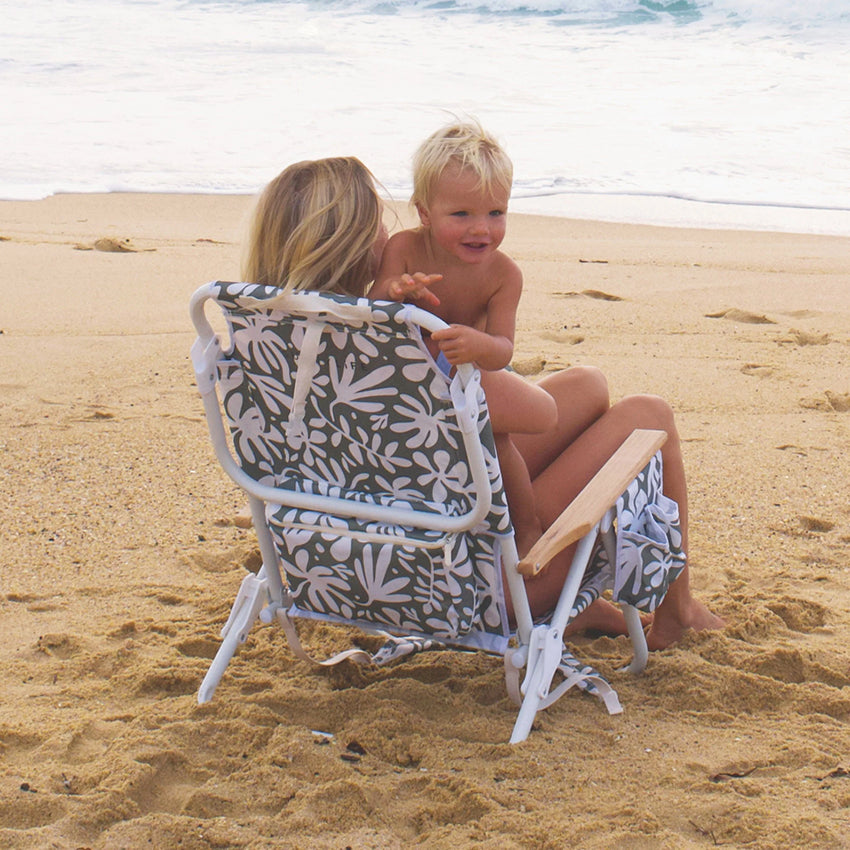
[418,165,509,265]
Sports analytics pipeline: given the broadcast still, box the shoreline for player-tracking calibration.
[4,188,850,239]
[509,191,850,238]
[1,191,849,849]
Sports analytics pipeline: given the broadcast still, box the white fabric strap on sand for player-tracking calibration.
[504,630,623,715]
[273,607,440,668]
[546,656,622,715]
[274,606,373,667]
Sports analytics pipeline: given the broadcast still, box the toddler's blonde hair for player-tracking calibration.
[411,120,513,209]
[243,156,383,296]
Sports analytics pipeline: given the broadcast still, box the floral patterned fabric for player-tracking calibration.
[612,454,686,610]
[210,282,512,654]
[205,282,684,673]
[581,454,686,614]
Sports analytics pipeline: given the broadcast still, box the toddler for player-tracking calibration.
[371,121,557,556]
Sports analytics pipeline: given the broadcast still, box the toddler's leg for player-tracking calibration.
[479,369,557,435]
[494,433,542,558]
[477,370,554,558]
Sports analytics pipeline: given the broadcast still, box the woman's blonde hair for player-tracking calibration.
[242,156,383,296]
[411,120,513,209]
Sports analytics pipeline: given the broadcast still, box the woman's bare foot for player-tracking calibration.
[646,598,724,650]
[565,598,653,637]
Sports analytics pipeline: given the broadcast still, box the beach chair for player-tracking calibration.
[189,281,685,743]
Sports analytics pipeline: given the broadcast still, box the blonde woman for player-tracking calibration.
[242,155,722,646]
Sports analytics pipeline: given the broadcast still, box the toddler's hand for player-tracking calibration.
[387,272,441,306]
[430,324,481,365]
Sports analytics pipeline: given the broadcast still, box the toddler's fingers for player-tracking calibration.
[412,272,443,285]
[418,289,440,306]
[406,272,440,305]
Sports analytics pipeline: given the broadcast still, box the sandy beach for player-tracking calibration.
[1,192,848,849]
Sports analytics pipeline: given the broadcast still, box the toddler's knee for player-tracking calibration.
[540,387,558,430]
[620,393,676,432]
[573,365,609,413]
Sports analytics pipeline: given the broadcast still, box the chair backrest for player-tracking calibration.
[194,281,514,654]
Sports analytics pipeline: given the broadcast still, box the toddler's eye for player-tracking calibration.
[489,209,505,217]
[450,210,468,217]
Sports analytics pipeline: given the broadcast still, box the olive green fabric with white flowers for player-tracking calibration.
[575,454,686,617]
[211,282,512,653]
[208,282,683,665]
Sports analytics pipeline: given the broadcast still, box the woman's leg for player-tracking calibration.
[515,392,722,646]
[500,365,632,633]
[479,370,555,558]
[494,433,543,558]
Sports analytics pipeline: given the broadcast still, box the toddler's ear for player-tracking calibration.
[415,202,431,227]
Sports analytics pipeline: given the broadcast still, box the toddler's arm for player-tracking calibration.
[431,255,522,371]
[376,271,442,305]
[370,230,440,306]
[430,324,512,371]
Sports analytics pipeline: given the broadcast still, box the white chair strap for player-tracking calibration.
[274,606,373,667]
[285,319,323,443]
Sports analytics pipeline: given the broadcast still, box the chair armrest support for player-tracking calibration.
[517,429,667,577]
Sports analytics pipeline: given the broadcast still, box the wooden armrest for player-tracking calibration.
[517,429,667,577]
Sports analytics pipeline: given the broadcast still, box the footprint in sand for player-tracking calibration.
[554,289,624,301]
[746,641,848,687]
[511,355,547,376]
[740,363,775,378]
[749,645,807,683]
[35,632,82,659]
[705,308,776,324]
[776,515,836,537]
[3,784,66,829]
[176,637,220,660]
[74,237,154,253]
[539,329,585,345]
[186,543,262,574]
[62,719,124,763]
[777,329,832,346]
[6,591,64,613]
[825,391,850,411]
[765,595,830,632]
[797,516,836,533]
[800,391,850,412]
[770,515,837,541]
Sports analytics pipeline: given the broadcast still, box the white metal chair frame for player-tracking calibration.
[190,282,669,743]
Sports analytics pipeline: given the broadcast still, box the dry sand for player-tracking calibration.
[1,193,848,849]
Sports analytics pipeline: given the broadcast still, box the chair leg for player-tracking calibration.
[510,625,556,743]
[619,604,649,674]
[508,530,601,743]
[198,571,269,703]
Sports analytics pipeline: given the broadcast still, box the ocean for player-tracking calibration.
[3,0,849,234]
